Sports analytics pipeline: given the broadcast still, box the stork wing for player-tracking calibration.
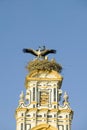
[41,49,56,56]
[23,48,38,56]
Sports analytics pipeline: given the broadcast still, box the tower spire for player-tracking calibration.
[15,46,73,130]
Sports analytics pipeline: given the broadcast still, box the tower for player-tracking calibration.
[15,46,73,130]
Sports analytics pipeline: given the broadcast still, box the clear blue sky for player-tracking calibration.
[0,0,87,130]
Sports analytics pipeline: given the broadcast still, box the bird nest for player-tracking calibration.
[26,59,62,73]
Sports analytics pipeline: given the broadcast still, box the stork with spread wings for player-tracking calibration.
[23,46,56,59]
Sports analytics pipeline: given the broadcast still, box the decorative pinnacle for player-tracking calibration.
[19,91,25,105]
[63,92,69,105]
[20,91,24,100]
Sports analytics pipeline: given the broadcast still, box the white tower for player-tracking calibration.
[15,47,73,130]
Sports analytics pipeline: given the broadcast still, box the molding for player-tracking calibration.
[51,102,58,104]
[16,108,27,112]
[59,109,73,113]
[26,78,62,81]
[31,123,58,130]
[27,70,62,78]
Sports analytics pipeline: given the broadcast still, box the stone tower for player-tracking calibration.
[15,46,73,130]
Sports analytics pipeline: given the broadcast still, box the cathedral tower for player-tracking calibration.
[15,46,73,130]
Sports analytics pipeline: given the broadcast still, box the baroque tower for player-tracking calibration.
[15,46,73,130]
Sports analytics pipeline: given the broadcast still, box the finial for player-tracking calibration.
[19,91,25,105]
[20,91,24,100]
[63,92,69,105]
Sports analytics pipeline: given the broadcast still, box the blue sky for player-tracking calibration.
[0,0,87,130]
